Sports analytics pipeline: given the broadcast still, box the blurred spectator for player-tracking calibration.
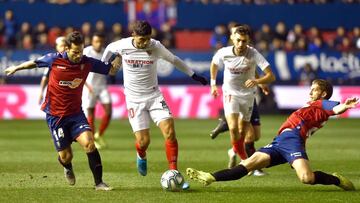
[209,24,228,50]
[287,24,305,45]
[81,22,92,46]
[334,26,346,50]
[274,21,288,42]
[255,23,273,44]
[158,22,175,48]
[21,34,34,50]
[95,20,106,36]
[36,33,52,50]
[16,22,33,49]
[108,22,124,42]
[64,26,74,36]
[33,22,48,45]
[294,37,307,52]
[299,63,316,86]
[3,9,17,48]
[351,27,360,51]
[308,36,324,52]
[47,26,62,46]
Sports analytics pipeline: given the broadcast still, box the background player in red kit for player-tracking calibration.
[187,79,358,191]
[4,31,121,191]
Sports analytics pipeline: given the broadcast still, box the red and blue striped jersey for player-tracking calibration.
[35,52,111,117]
[278,99,340,141]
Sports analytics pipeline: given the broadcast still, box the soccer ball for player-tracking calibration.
[160,169,185,191]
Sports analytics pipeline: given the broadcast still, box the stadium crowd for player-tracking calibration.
[0,8,359,54]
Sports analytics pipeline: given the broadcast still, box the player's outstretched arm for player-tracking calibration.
[333,97,359,114]
[4,61,37,76]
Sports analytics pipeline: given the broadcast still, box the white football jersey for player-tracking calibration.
[84,46,107,89]
[102,37,193,102]
[212,45,270,96]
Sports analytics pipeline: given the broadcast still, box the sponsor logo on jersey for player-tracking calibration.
[125,59,154,65]
[228,66,250,74]
[59,78,83,89]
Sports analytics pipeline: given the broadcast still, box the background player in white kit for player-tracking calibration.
[210,25,275,164]
[101,20,207,190]
[83,33,112,149]
[38,36,66,104]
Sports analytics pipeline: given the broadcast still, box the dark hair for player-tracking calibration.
[312,79,333,100]
[92,32,105,39]
[65,31,84,47]
[234,25,251,36]
[133,20,152,36]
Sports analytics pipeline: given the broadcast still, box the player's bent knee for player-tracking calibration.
[59,153,73,164]
[83,142,96,152]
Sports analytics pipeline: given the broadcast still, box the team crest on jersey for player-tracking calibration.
[59,78,83,89]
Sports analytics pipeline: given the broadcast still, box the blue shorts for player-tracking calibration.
[258,129,308,167]
[46,111,91,151]
[250,100,260,126]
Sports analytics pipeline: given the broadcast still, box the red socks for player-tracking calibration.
[135,142,147,158]
[232,137,247,160]
[165,139,178,170]
[99,114,111,136]
[87,115,95,133]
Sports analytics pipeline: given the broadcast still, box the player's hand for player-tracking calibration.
[4,66,17,76]
[211,85,219,98]
[258,84,270,95]
[345,97,359,108]
[109,54,122,75]
[191,73,208,85]
[244,79,257,88]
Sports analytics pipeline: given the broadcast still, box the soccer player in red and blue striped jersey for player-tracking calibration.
[187,79,358,191]
[4,31,121,191]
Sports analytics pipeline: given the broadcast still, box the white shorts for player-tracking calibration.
[223,94,254,122]
[126,94,172,132]
[83,87,111,109]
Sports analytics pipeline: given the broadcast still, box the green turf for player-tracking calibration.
[0,116,359,202]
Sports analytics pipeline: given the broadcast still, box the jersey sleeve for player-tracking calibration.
[101,41,121,63]
[322,100,340,115]
[87,57,111,75]
[211,49,223,66]
[253,48,270,71]
[154,41,176,62]
[34,53,58,68]
[155,41,194,76]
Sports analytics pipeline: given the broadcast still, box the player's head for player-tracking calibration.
[55,36,66,53]
[132,20,152,49]
[310,79,333,101]
[91,32,105,53]
[65,31,84,63]
[229,23,242,40]
[232,25,251,54]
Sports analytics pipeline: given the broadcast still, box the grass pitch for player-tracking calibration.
[0,116,359,202]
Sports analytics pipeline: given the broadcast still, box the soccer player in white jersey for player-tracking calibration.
[101,20,207,189]
[38,36,66,104]
[83,33,112,149]
[210,25,275,165]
